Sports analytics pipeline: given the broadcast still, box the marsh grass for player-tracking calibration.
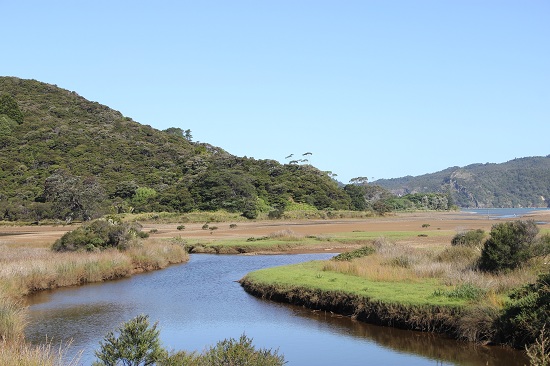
[0,297,26,343]
[0,340,81,366]
[322,237,539,298]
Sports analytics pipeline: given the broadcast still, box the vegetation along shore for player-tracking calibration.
[1,210,549,364]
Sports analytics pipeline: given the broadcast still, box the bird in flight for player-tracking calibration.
[285,154,294,159]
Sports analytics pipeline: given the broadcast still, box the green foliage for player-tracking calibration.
[433,284,486,301]
[52,219,144,252]
[498,272,550,348]
[93,314,167,366]
[0,76,452,222]
[332,245,375,261]
[451,229,485,248]
[93,316,285,366]
[0,93,24,124]
[198,334,285,366]
[478,220,539,272]
[43,170,106,221]
[375,156,550,208]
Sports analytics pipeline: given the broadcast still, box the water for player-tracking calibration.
[461,207,550,219]
[26,254,527,365]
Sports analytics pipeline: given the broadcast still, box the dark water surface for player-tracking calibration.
[26,254,527,365]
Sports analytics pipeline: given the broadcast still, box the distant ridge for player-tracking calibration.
[373,156,550,208]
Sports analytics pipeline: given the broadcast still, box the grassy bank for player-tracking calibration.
[240,236,544,345]
[0,236,188,364]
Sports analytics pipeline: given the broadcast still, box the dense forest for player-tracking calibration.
[374,156,550,208]
[2,77,544,222]
[0,77,452,222]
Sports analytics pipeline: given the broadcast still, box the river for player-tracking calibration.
[25,253,528,365]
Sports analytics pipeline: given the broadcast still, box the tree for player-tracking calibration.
[0,93,24,124]
[349,176,369,185]
[478,220,539,272]
[43,170,106,221]
[94,314,167,366]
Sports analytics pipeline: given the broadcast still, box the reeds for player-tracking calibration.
[0,239,188,299]
[0,340,81,366]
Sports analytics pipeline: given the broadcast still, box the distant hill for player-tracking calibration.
[0,76,351,221]
[373,157,550,208]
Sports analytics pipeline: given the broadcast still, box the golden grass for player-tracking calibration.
[322,237,541,297]
[0,239,188,300]
[0,237,188,347]
[0,341,81,366]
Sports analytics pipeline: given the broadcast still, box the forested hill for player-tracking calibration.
[0,76,352,221]
[373,156,550,208]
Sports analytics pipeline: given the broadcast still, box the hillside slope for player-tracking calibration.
[374,157,550,208]
[0,77,351,221]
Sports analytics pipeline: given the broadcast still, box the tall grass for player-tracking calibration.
[0,296,26,343]
[322,237,540,296]
[0,341,81,366]
[0,236,188,350]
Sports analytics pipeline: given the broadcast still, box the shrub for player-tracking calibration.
[451,229,485,248]
[333,246,375,261]
[177,225,185,231]
[52,219,145,252]
[199,334,285,366]
[526,325,550,366]
[93,314,167,366]
[478,220,539,272]
[498,272,550,348]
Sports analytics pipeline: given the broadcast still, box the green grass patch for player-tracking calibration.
[244,261,467,307]
[332,246,375,261]
[332,230,450,241]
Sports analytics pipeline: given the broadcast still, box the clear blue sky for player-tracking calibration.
[3,1,549,183]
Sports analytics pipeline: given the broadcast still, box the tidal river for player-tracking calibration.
[26,253,527,365]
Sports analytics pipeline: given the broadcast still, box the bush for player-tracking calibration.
[93,314,166,366]
[498,272,550,348]
[52,219,145,252]
[199,334,285,366]
[478,220,539,272]
[93,316,285,366]
[333,246,375,261]
[451,229,485,248]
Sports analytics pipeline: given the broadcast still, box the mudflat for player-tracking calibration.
[2,210,548,250]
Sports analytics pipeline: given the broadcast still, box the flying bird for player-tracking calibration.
[302,152,312,156]
[285,154,294,159]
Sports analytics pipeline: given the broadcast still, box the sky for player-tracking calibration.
[2,1,549,183]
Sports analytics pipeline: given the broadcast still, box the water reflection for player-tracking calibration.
[26,254,527,365]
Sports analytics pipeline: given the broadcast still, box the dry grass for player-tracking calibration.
[0,237,188,347]
[268,229,304,241]
[0,340,81,366]
[323,236,540,296]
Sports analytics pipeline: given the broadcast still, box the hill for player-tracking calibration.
[0,76,352,221]
[373,157,550,208]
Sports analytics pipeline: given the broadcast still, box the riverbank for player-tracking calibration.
[238,211,550,349]
[1,210,548,351]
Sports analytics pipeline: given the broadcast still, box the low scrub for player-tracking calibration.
[332,245,375,261]
[93,315,285,366]
[478,220,545,273]
[451,229,485,248]
[52,219,147,252]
